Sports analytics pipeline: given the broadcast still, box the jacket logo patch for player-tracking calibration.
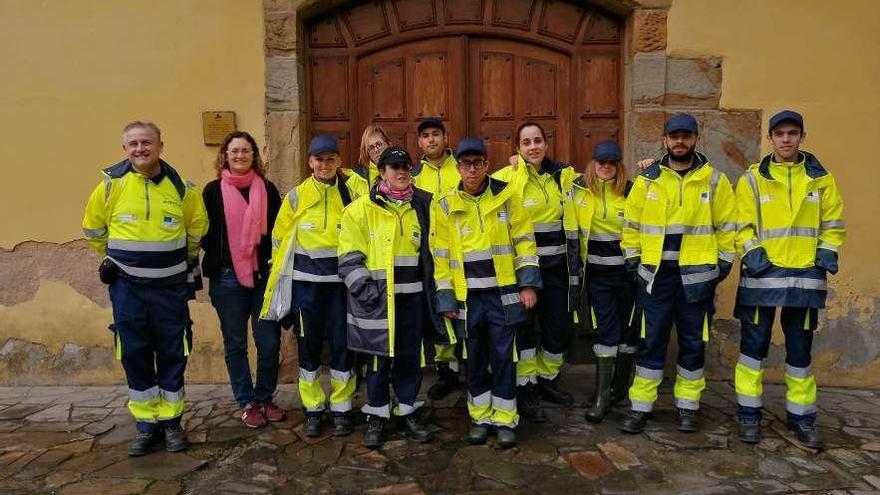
[118,213,137,223]
[523,198,539,207]
[300,222,315,230]
[759,195,773,203]
[646,191,658,200]
[163,215,179,228]
[701,191,710,202]
[497,210,508,222]
[460,226,473,235]
[806,191,819,202]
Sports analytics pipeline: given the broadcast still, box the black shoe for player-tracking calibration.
[677,408,699,433]
[789,422,824,449]
[332,414,353,437]
[518,384,547,423]
[400,414,433,443]
[303,415,323,438]
[618,410,649,434]
[610,352,637,404]
[496,427,517,449]
[468,423,489,445]
[364,416,385,449]
[738,416,762,444]
[164,426,189,453]
[427,366,459,400]
[537,377,575,407]
[585,356,615,423]
[128,431,162,457]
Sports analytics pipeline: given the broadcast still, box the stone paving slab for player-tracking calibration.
[0,368,877,494]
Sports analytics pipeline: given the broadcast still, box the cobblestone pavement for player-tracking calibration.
[1,366,879,494]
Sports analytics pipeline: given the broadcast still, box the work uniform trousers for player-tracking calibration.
[629,265,714,412]
[293,281,355,417]
[363,293,425,418]
[735,305,818,425]
[109,277,191,433]
[209,269,281,408]
[589,273,640,358]
[516,266,574,384]
[465,290,518,428]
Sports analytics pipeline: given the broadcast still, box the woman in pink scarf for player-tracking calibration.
[201,131,283,429]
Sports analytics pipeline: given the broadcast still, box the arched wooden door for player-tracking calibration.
[306,0,622,172]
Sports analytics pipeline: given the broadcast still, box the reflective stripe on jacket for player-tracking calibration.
[260,171,368,321]
[621,153,736,302]
[493,155,582,310]
[82,159,207,282]
[734,151,845,308]
[434,178,542,329]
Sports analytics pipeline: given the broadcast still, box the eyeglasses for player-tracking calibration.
[457,158,487,170]
[227,148,253,155]
[367,142,388,153]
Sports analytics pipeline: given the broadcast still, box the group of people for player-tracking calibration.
[82,109,844,457]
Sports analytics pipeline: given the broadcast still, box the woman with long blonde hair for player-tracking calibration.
[354,124,391,184]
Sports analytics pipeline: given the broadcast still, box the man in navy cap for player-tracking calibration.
[731,111,845,448]
[433,137,541,448]
[618,113,737,434]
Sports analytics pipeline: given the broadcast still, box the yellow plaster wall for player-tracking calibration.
[668,0,880,321]
[0,0,267,248]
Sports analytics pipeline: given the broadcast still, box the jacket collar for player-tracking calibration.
[758,150,827,180]
[414,149,454,175]
[641,152,709,180]
[447,177,511,213]
[104,159,184,196]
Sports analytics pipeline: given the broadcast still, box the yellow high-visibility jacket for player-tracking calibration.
[493,155,582,310]
[735,151,845,309]
[413,151,460,198]
[345,161,380,186]
[260,171,368,321]
[622,153,736,302]
[572,176,634,277]
[82,159,207,282]
[336,186,447,355]
[434,177,542,329]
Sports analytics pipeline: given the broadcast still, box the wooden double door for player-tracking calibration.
[358,37,570,169]
[306,0,622,173]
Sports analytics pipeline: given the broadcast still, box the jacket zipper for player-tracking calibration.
[788,167,793,211]
[602,180,608,219]
[144,179,151,220]
[323,186,328,230]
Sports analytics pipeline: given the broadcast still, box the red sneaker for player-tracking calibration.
[241,402,267,428]
[260,401,286,422]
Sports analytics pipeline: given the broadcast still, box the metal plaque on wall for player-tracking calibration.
[202,111,236,145]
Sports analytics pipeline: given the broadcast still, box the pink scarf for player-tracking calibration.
[378,180,414,202]
[220,168,267,288]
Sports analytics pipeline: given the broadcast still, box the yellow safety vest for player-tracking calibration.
[735,151,845,308]
[622,153,736,302]
[82,160,207,281]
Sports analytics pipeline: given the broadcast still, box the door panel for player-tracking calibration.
[468,38,571,171]
[357,37,466,160]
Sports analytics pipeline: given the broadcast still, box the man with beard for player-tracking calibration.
[617,114,736,434]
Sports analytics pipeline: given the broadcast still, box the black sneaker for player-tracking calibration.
[427,368,459,400]
[364,415,385,449]
[332,414,353,437]
[677,408,699,433]
[737,416,762,444]
[303,415,323,438]
[400,414,433,443]
[789,422,824,449]
[496,427,517,449]
[164,426,189,453]
[468,423,489,445]
[537,377,575,407]
[618,410,649,434]
[518,384,547,423]
[128,431,161,457]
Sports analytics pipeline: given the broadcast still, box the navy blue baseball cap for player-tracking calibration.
[308,134,339,156]
[593,140,622,161]
[377,146,413,168]
[664,113,699,135]
[455,137,487,159]
[417,117,446,135]
[768,110,804,132]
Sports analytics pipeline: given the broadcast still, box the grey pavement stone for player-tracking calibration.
[0,404,45,420]
[25,403,70,422]
[94,452,207,480]
[58,478,151,495]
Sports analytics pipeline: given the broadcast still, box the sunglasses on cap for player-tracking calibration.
[384,161,412,171]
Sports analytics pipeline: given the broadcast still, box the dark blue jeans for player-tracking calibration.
[209,269,281,408]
